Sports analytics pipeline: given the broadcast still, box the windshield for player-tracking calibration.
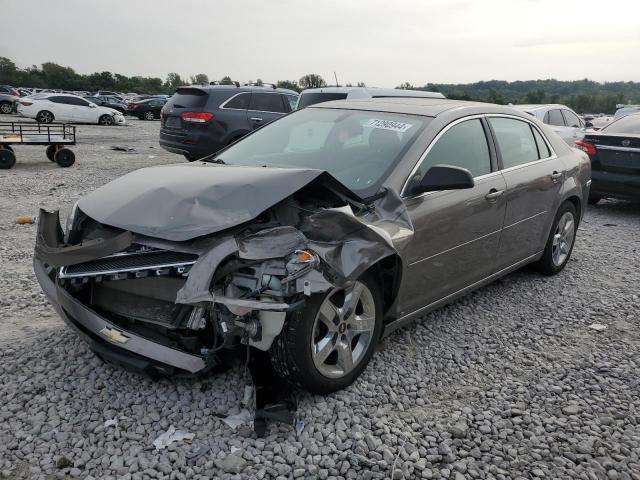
[603,113,640,134]
[211,108,429,197]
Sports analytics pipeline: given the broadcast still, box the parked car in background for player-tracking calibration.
[127,97,167,120]
[0,85,20,97]
[296,86,445,109]
[17,94,126,125]
[576,112,640,204]
[94,90,123,99]
[613,105,640,120]
[160,85,299,160]
[35,98,590,394]
[85,95,128,115]
[0,93,19,114]
[513,104,585,145]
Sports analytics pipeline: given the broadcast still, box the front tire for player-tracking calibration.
[99,114,114,126]
[270,274,382,394]
[0,102,13,114]
[36,110,54,123]
[535,201,578,276]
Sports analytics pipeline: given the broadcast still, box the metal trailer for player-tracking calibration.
[0,121,77,169]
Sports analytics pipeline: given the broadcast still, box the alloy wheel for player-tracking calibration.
[311,281,376,379]
[552,211,575,266]
[0,103,11,114]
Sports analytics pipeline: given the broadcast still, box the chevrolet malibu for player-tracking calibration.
[34,98,591,394]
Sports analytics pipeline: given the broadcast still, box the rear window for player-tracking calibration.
[165,88,208,109]
[297,92,348,109]
[603,114,640,134]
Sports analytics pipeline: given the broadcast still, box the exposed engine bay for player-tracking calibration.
[34,163,414,378]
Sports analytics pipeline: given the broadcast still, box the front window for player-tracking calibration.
[211,108,429,197]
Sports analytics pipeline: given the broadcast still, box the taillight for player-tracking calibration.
[575,140,596,156]
[181,112,214,123]
[160,110,164,120]
[130,104,138,110]
[19,101,33,106]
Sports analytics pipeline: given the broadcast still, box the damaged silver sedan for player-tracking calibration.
[34,98,591,394]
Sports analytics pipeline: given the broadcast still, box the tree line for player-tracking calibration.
[1,56,638,113]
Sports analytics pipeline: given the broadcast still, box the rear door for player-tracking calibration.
[48,96,77,122]
[399,117,507,313]
[544,108,575,144]
[247,92,287,130]
[488,116,564,268]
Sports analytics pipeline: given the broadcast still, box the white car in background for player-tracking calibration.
[512,104,585,145]
[17,93,125,126]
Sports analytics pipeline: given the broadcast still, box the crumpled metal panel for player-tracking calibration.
[77,163,363,242]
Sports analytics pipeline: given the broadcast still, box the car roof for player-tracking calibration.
[512,104,570,112]
[178,85,299,96]
[300,86,445,99]
[310,97,525,118]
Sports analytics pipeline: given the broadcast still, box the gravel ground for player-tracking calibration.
[1,113,639,480]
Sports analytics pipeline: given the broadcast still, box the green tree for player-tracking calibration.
[276,80,300,92]
[165,72,184,90]
[396,82,415,90]
[190,73,209,85]
[299,74,326,89]
[219,76,235,85]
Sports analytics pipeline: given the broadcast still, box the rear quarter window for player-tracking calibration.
[297,92,348,109]
[165,88,208,109]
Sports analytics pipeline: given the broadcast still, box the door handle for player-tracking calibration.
[485,189,504,201]
[250,117,263,122]
[551,171,563,182]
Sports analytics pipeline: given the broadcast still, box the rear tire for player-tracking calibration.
[270,273,383,394]
[46,145,57,161]
[588,194,601,205]
[36,110,54,123]
[99,115,114,126]
[0,102,12,114]
[535,201,578,276]
[144,111,155,120]
[54,148,75,167]
[0,148,16,169]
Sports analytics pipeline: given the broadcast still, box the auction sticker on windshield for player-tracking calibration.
[363,118,413,133]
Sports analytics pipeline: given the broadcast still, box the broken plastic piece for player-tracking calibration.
[152,425,195,451]
[220,409,252,430]
[15,215,34,225]
[104,418,118,428]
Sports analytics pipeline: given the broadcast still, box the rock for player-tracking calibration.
[220,454,247,474]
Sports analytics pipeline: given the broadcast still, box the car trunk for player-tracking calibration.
[585,133,640,174]
[161,88,210,131]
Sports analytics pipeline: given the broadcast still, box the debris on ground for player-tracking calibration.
[110,146,135,152]
[185,444,210,463]
[103,418,118,428]
[220,409,252,430]
[152,425,195,451]
[15,216,34,225]
[588,323,607,331]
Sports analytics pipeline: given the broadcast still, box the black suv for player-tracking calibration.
[160,85,298,160]
[85,95,127,115]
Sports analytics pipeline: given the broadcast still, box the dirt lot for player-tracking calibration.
[0,113,639,480]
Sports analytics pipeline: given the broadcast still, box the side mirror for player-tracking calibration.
[89,104,97,108]
[585,121,593,128]
[412,164,475,194]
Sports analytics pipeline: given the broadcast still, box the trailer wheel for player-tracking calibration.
[36,111,54,123]
[46,145,57,161]
[0,148,16,169]
[54,148,75,168]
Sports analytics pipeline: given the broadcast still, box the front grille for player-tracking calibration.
[60,250,198,279]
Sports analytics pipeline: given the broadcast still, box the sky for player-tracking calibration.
[1,0,639,87]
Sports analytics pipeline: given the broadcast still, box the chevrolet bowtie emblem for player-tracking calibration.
[100,327,130,344]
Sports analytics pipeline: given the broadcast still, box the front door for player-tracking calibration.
[487,116,564,268]
[247,92,287,130]
[398,117,507,315]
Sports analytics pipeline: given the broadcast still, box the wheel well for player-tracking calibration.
[364,255,403,316]
[564,195,582,225]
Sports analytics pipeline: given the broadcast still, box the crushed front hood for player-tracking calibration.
[77,162,362,241]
